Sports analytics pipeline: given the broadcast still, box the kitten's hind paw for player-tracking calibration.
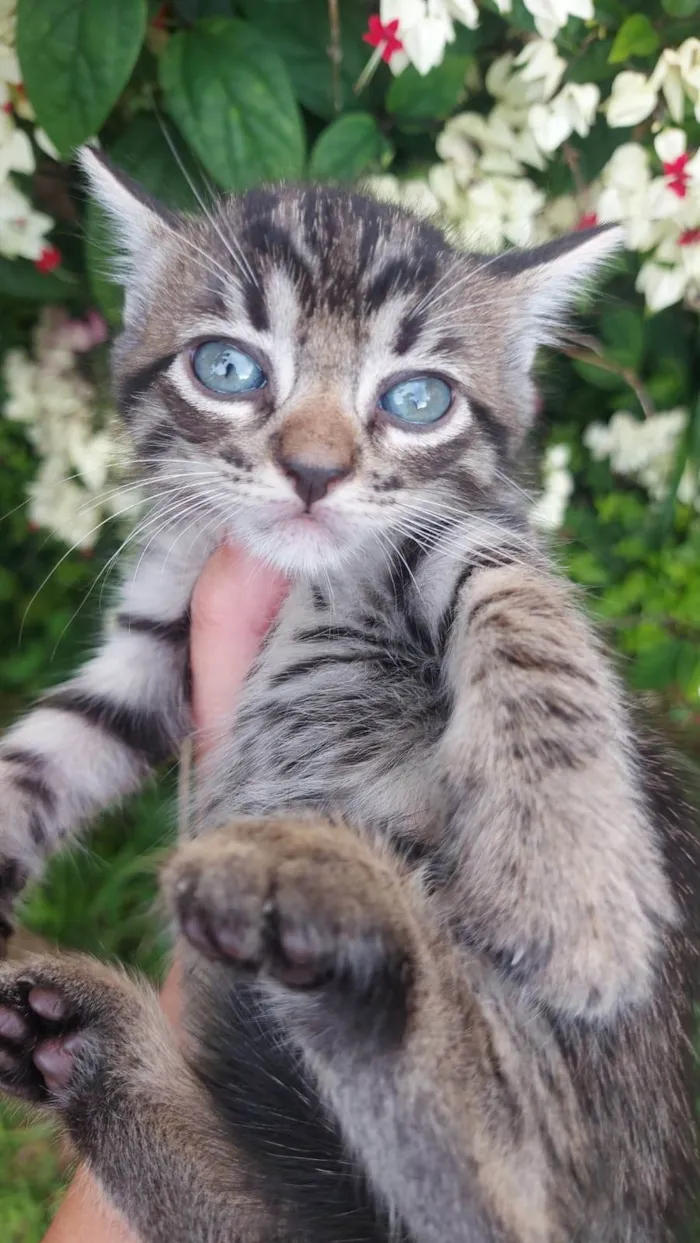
[165,816,416,1046]
[0,954,148,1108]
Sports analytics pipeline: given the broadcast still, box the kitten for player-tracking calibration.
[0,148,697,1243]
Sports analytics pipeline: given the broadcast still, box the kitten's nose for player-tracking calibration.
[281,459,351,507]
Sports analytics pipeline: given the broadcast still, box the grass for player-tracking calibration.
[0,781,176,1242]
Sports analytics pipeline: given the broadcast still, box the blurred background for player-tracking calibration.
[0,0,699,1237]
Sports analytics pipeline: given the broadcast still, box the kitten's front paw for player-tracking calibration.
[165,817,415,1043]
[0,955,141,1107]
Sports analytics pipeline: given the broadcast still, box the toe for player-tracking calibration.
[28,987,68,1021]
[0,1005,28,1041]
[33,1037,77,1091]
[0,1042,21,1073]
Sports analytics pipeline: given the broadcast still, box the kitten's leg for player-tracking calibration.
[0,523,211,938]
[166,817,570,1243]
[436,561,677,1020]
[0,953,283,1243]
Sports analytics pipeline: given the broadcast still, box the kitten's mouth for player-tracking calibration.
[236,499,351,574]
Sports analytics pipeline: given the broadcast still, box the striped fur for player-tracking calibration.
[0,165,697,1242]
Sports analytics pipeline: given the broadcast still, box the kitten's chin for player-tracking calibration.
[234,511,356,577]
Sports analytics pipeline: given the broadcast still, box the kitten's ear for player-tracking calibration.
[490,224,624,360]
[78,143,177,264]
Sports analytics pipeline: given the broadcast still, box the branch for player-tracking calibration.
[327,0,343,116]
[558,331,657,421]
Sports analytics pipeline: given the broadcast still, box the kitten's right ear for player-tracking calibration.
[78,144,177,265]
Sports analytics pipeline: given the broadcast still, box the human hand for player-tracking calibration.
[41,543,288,1243]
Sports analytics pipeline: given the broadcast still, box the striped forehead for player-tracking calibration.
[196,187,457,355]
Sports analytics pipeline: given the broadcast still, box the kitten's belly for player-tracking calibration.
[201,591,449,847]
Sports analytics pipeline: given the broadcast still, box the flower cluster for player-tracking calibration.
[597,130,700,312]
[530,443,575,531]
[368,21,700,316]
[370,42,600,249]
[585,410,699,509]
[374,1,593,75]
[3,306,121,547]
[0,0,57,265]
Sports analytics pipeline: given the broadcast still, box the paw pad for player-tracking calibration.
[0,975,84,1101]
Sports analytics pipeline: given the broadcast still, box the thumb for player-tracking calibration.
[190,544,288,756]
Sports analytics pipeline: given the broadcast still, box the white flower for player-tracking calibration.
[678,38,700,119]
[539,193,581,235]
[380,0,477,75]
[605,71,657,128]
[0,0,16,48]
[28,465,105,550]
[2,306,121,547]
[636,260,686,312]
[0,111,34,180]
[649,48,686,124]
[529,82,600,153]
[654,127,686,166]
[515,39,567,100]
[596,143,669,253]
[34,127,59,160]
[584,410,696,506]
[0,179,53,260]
[445,0,479,27]
[531,443,574,530]
[522,0,593,41]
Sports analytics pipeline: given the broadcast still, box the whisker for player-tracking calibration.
[156,112,260,292]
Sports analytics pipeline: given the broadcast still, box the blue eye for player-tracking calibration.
[192,340,266,396]
[379,376,452,425]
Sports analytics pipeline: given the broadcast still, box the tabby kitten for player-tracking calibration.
[0,148,697,1243]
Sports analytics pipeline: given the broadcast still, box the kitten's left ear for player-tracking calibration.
[490,224,624,355]
[78,143,178,266]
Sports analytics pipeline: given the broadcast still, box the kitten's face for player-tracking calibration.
[85,165,620,576]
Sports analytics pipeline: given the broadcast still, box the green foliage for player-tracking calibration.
[310,113,390,180]
[661,0,700,15]
[608,14,660,62]
[237,0,383,119]
[159,18,306,190]
[17,0,148,153]
[386,56,471,122]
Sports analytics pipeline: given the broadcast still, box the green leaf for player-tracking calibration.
[386,56,470,122]
[661,0,700,15]
[239,0,385,120]
[158,17,305,191]
[173,0,235,16]
[571,359,625,391]
[630,638,680,691]
[608,14,659,64]
[84,114,207,324]
[601,307,644,370]
[309,113,390,181]
[17,0,147,153]
[0,258,75,301]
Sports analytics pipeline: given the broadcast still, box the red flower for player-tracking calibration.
[34,245,61,274]
[151,3,168,30]
[363,15,403,63]
[1,100,11,114]
[679,228,700,246]
[576,212,599,230]
[663,153,691,198]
